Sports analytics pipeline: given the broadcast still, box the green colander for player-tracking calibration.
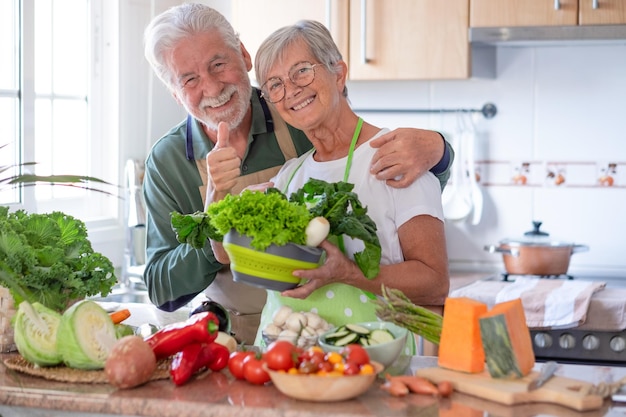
[223,230,323,291]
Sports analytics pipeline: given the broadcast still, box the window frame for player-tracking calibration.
[7,0,123,265]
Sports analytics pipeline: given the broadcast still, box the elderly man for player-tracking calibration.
[142,3,453,344]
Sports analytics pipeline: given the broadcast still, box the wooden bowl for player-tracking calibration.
[265,361,383,402]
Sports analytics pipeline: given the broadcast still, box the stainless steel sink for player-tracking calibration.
[91,282,150,304]
[93,291,150,304]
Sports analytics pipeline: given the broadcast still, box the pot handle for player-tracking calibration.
[572,244,589,254]
[484,245,520,257]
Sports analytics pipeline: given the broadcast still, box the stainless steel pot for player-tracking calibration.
[484,221,589,276]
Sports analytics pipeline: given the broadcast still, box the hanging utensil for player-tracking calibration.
[442,112,473,221]
[464,113,483,225]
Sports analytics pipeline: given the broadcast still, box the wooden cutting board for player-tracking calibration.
[415,367,604,411]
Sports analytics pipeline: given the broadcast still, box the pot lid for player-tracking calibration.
[500,221,575,247]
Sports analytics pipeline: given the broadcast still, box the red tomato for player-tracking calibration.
[340,344,370,367]
[242,355,271,385]
[343,361,361,376]
[317,360,334,373]
[264,340,296,371]
[228,351,254,380]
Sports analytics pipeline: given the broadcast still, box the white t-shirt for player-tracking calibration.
[255,128,444,345]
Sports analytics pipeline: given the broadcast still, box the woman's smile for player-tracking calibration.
[291,95,316,111]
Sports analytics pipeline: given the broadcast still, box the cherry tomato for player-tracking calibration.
[242,355,271,385]
[264,340,297,371]
[340,344,370,367]
[228,351,255,380]
[343,361,361,376]
[317,360,334,373]
[298,359,318,374]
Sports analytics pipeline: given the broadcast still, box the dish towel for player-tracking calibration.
[493,277,606,329]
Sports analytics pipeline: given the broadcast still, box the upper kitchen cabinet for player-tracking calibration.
[233,0,476,81]
[348,0,470,80]
[470,0,626,27]
[579,0,626,25]
[231,0,349,82]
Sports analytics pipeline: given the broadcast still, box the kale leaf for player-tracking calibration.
[0,207,117,312]
[289,179,381,278]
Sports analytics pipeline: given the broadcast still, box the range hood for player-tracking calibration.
[470,24,626,46]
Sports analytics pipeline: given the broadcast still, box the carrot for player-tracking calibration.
[437,381,454,397]
[386,375,439,396]
[381,374,409,397]
[109,308,131,324]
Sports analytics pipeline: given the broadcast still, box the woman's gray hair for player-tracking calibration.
[144,3,240,89]
[255,20,348,98]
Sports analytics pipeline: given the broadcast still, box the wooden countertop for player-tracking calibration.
[1,353,625,417]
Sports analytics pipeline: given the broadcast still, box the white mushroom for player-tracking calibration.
[285,312,307,333]
[304,311,324,330]
[278,329,298,345]
[272,305,293,327]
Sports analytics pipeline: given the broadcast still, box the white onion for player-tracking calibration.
[305,216,330,247]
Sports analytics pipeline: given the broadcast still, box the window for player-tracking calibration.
[1,0,119,223]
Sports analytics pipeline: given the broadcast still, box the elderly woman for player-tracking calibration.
[244,20,449,349]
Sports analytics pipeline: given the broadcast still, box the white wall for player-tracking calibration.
[119,1,626,279]
[347,43,626,278]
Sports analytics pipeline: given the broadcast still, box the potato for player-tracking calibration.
[104,335,157,389]
[215,331,237,353]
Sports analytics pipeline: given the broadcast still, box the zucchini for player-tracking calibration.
[369,329,395,344]
[323,327,350,341]
[345,323,370,335]
[323,324,397,347]
[333,332,359,347]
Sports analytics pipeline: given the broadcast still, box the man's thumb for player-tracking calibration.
[215,121,230,148]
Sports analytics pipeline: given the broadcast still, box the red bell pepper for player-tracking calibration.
[145,311,219,360]
[170,342,230,385]
[170,342,204,386]
[204,342,229,372]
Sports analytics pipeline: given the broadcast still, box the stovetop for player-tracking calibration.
[486,272,626,366]
[493,272,626,289]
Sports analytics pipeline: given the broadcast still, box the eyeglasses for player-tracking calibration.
[260,62,319,103]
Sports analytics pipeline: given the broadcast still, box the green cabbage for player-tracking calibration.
[56,300,117,370]
[13,301,62,366]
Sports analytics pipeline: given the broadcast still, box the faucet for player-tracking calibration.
[122,159,147,291]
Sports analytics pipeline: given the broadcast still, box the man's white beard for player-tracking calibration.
[196,83,252,131]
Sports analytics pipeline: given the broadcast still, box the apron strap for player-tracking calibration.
[266,101,297,161]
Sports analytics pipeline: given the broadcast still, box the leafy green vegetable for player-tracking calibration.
[56,300,117,370]
[13,301,63,366]
[289,179,381,278]
[171,179,382,278]
[0,207,117,312]
[172,189,311,251]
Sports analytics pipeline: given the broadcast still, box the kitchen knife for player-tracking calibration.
[528,361,559,391]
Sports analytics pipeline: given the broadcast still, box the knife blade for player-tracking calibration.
[528,361,559,391]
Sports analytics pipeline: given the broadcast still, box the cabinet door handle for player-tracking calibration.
[554,0,560,10]
[592,0,599,9]
[360,0,370,64]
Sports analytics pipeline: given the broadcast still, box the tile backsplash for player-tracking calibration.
[347,43,626,278]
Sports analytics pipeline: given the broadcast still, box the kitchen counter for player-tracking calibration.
[1,354,625,417]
